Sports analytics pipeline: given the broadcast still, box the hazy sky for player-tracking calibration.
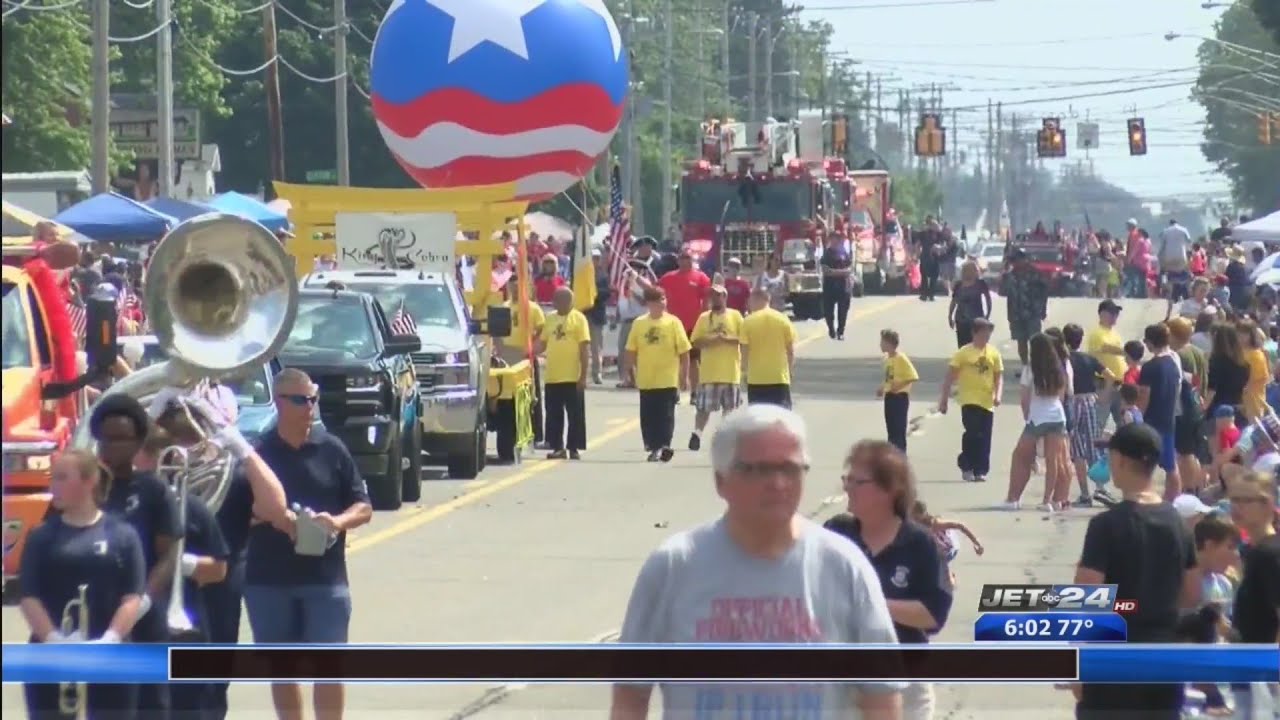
[803,0,1239,201]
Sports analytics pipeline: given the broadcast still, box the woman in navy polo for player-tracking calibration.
[825,439,954,720]
[20,449,146,719]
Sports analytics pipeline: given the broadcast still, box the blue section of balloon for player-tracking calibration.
[370,0,628,105]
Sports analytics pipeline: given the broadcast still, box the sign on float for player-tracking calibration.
[334,212,458,273]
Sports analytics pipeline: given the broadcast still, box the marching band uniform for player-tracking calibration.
[19,454,146,719]
[91,396,182,717]
[204,466,255,719]
[166,495,229,718]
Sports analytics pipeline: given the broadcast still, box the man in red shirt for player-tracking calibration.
[659,251,711,399]
[722,256,752,313]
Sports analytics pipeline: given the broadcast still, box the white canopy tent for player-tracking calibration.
[1233,210,1280,244]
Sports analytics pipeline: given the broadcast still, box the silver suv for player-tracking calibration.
[299,269,489,478]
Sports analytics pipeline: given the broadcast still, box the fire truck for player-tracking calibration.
[676,117,839,319]
[2,242,115,584]
[833,169,907,294]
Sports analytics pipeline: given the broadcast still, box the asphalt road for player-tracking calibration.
[1,294,1173,719]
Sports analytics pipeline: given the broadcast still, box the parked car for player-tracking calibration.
[116,335,287,443]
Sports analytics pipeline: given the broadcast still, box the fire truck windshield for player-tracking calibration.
[681,179,810,225]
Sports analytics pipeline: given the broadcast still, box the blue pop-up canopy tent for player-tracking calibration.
[54,192,176,244]
[145,196,216,223]
[207,192,291,234]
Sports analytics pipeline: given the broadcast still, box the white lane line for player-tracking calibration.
[445,628,622,719]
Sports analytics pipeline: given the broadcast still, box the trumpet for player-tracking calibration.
[156,444,202,640]
[58,584,89,718]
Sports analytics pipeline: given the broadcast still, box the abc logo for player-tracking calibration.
[1041,593,1062,607]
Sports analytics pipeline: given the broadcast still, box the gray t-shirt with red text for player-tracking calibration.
[618,516,903,718]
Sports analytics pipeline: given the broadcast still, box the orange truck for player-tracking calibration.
[2,248,116,584]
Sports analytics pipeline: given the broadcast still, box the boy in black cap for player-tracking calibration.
[1070,422,1196,720]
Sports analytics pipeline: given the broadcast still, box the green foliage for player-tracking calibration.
[1252,0,1280,46]
[1194,2,1280,213]
[892,172,942,226]
[1,5,92,172]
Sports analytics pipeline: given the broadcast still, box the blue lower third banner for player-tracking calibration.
[1,644,1277,684]
[975,612,1129,642]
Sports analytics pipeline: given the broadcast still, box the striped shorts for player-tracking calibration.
[1069,393,1102,463]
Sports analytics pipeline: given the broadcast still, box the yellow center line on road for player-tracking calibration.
[347,296,909,556]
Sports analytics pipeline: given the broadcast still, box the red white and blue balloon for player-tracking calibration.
[370,0,628,202]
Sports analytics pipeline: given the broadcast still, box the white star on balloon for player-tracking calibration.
[575,0,623,61]
[426,0,547,63]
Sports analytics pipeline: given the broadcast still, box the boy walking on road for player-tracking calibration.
[939,318,1003,482]
[877,329,918,452]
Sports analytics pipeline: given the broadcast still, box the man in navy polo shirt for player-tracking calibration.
[1137,323,1184,499]
[244,369,372,719]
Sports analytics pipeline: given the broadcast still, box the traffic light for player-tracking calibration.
[1260,112,1273,145]
[1127,118,1147,156]
[832,113,849,156]
[1036,118,1066,158]
[914,113,946,157]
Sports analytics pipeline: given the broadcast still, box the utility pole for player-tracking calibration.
[986,99,994,231]
[694,0,704,128]
[661,0,673,244]
[950,108,958,172]
[763,17,773,119]
[335,0,350,185]
[791,22,801,119]
[899,90,909,171]
[156,0,175,197]
[721,0,731,115]
[90,0,110,195]
[995,101,1004,232]
[746,12,758,122]
[618,14,633,204]
[263,2,286,184]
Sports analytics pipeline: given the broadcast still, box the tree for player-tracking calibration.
[1194,2,1280,213]
[1,6,92,172]
[1252,0,1280,46]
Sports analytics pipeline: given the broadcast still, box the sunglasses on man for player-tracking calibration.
[278,394,318,406]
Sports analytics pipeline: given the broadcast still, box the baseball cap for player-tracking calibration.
[710,284,727,295]
[726,257,743,266]
[1098,299,1122,315]
[1126,218,1138,226]
[1107,422,1161,467]
[1214,405,1237,420]
[1172,494,1213,519]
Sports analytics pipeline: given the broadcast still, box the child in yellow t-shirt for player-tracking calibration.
[877,329,919,452]
[939,318,1004,482]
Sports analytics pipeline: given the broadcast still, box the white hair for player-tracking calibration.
[709,404,809,475]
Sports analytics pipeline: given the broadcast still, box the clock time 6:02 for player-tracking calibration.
[1005,617,1095,639]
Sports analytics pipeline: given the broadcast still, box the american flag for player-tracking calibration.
[67,302,87,340]
[606,162,631,296]
[389,299,417,335]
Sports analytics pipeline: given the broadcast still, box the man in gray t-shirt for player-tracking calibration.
[612,405,904,719]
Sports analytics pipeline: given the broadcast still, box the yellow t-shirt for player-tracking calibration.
[625,313,692,390]
[690,309,744,385]
[950,343,1003,410]
[1243,347,1270,419]
[1086,325,1126,382]
[740,308,798,386]
[882,352,919,394]
[542,309,590,384]
[503,301,546,350]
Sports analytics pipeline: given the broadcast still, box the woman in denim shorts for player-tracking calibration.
[1003,333,1073,512]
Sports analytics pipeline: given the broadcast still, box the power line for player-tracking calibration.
[801,0,997,10]
[851,31,1190,49]
[2,0,80,18]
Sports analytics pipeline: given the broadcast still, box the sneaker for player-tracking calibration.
[646,450,660,462]
[998,500,1021,511]
[1036,502,1055,514]
[659,448,675,462]
[961,470,975,482]
[688,433,701,451]
[828,330,836,339]
[836,333,845,341]
[1092,487,1118,504]
[546,449,567,460]
[1072,495,1094,508]
[974,474,988,482]
[569,450,581,460]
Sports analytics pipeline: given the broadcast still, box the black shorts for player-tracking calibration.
[1173,414,1202,456]
[1163,271,1191,302]
[747,384,792,408]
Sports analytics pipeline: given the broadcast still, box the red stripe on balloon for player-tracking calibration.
[371,83,623,138]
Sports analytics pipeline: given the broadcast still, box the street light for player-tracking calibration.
[1165,31,1280,65]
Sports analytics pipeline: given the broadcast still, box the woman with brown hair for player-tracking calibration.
[1204,323,1251,427]
[19,449,147,717]
[1004,333,1073,512]
[824,440,954,720]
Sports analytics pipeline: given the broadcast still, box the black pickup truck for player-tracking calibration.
[278,287,423,510]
